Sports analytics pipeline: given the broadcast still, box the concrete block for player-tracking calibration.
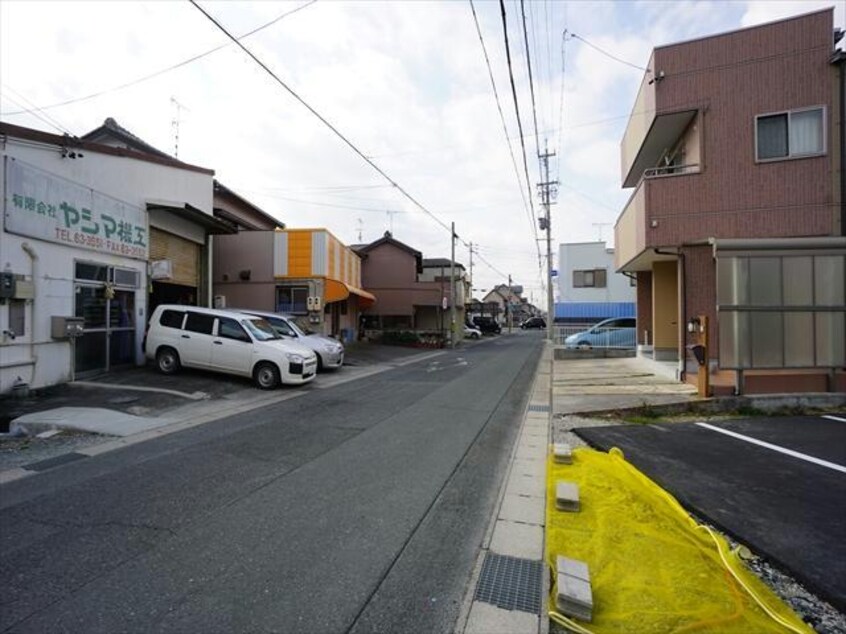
[556,572,593,622]
[557,555,590,582]
[553,442,573,464]
[555,481,580,512]
[555,556,593,622]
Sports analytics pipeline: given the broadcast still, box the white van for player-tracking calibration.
[144,305,318,389]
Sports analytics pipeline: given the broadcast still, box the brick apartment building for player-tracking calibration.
[614,8,845,394]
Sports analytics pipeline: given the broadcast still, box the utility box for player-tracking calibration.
[51,316,85,339]
[0,272,15,299]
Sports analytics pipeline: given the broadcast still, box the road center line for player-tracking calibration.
[695,422,846,474]
[822,414,846,423]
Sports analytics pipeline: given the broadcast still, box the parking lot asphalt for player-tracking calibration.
[0,341,452,424]
[576,415,846,612]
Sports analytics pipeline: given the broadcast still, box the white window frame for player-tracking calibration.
[754,105,826,163]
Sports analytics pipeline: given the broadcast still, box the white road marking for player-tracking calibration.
[695,422,846,474]
[822,415,846,423]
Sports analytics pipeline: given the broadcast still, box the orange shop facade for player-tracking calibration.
[212,228,375,342]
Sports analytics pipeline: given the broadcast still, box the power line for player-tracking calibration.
[519,0,541,161]
[468,0,539,268]
[189,0,455,237]
[474,249,509,280]
[569,32,650,72]
[233,189,408,214]
[497,0,541,259]
[0,86,72,135]
[518,0,546,287]
[0,0,318,117]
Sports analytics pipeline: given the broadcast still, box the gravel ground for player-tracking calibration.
[550,414,846,634]
[0,430,112,471]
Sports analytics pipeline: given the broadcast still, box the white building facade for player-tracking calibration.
[555,241,636,323]
[0,123,215,394]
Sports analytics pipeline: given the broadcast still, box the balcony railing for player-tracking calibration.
[643,163,700,178]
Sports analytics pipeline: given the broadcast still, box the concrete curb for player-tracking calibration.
[458,340,551,634]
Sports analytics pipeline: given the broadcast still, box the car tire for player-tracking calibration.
[316,354,324,372]
[156,347,180,375]
[254,362,280,390]
[577,341,592,350]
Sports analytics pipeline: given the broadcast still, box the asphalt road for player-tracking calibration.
[577,415,846,612]
[0,332,544,633]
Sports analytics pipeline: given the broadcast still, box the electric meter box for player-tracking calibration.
[51,316,85,339]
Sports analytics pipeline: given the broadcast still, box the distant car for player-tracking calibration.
[144,305,317,389]
[237,309,344,371]
[464,324,482,339]
[563,317,637,349]
[473,316,502,335]
[521,317,546,329]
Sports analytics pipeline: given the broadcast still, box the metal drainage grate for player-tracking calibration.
[474,553,543,614]
[528,404,550,413]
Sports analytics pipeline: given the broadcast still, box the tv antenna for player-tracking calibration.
[171,97,189,158]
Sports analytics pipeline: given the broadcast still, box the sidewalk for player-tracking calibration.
[458,346,698,634]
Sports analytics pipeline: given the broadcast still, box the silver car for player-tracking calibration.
[237,310,345,371]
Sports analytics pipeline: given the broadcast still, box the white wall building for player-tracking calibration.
[0,123,217,394]
[558,241,636,304]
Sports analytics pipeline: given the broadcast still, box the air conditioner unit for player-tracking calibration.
[150,260,173,280]
[213,295,227,308]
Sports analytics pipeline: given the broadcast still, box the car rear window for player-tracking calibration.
[184,312,215,335]
[159,309,185,329]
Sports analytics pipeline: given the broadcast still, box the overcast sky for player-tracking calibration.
[1,0,842,305]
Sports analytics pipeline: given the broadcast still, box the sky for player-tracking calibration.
[1,0,843,307]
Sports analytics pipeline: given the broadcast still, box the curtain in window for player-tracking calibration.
[757,114,787,159]
[789,109,823,155]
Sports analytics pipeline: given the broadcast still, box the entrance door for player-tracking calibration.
[75,285,108,375]
[74,262,139,377]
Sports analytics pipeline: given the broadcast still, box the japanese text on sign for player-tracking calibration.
[5,159,148,260]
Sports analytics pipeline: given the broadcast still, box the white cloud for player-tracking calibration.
[1,0,838,302]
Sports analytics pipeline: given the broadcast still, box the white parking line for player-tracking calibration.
[695,422,846,474]
[822,414,846,423]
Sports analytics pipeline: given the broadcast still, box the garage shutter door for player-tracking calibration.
[150,227,200,287]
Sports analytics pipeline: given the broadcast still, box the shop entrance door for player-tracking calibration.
[74,262,138,377]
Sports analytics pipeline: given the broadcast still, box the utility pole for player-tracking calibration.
[538,141,558,342]
[507,273,513,333]
[468,242,475,290]
[450,222,457,349]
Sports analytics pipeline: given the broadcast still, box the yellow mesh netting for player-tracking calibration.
[546,447,812,634]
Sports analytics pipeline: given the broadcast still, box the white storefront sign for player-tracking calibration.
[4,158,148,260]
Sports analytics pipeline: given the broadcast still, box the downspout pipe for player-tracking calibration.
[839,52,845,236]
[653,248,686,381]
[20,242,38,385]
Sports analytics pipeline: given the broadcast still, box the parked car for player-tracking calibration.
[236,309,344,371]
[464,324,482,339]
[563,317,637,349]
[521,317,546,329]
[144,305,318,389]
[473,316,502,335]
